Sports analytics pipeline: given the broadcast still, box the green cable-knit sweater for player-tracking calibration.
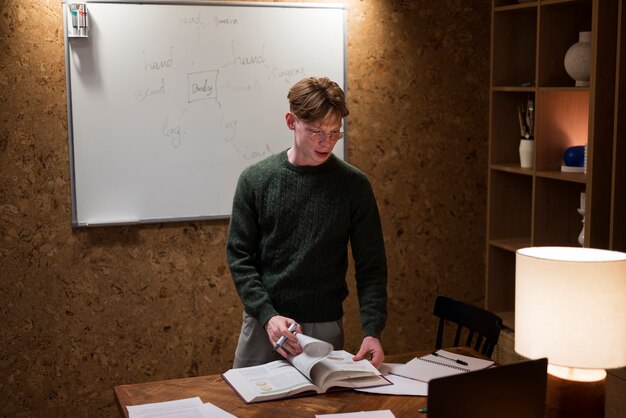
[226,150,388,338]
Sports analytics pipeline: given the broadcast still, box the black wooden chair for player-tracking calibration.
[433,295,503,358]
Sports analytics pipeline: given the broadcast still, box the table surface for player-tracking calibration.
[114,347,479,418]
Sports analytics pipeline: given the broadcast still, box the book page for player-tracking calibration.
[289,333,333,379]
[222,360,317,403]
[309,350,385,390]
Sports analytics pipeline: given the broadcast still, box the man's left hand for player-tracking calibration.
[352,336,384,368]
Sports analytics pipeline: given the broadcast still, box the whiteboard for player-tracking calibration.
[63,1,346,226]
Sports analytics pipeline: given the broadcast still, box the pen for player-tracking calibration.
[431,351,468,366]
[272,322,298,352]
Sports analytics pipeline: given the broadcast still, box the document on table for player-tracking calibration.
[355,363,428,396]
[127,396,236,418]
[316,410,396,418]
[391,350,494,383]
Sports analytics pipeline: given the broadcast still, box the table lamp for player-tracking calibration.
[515,246,626,418]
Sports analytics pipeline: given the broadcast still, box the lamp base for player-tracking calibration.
[546,373,605,418]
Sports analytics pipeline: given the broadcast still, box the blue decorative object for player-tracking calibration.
[563,145,586,167]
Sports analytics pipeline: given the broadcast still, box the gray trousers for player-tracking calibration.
[233,311,344,368]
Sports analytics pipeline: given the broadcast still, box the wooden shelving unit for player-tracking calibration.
[486,0,624,329]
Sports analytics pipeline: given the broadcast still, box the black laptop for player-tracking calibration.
[426,358,548,418]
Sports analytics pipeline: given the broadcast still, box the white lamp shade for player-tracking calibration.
[515,246,626,370]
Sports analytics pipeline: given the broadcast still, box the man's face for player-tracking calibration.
[286,112,343,166]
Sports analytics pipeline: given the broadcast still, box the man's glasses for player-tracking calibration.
[308,130,344,142]
[293,114,344,143]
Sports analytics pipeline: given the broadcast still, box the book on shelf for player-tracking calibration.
[560,164,585,173]
[390,349,495,383]
[222,333,391,404]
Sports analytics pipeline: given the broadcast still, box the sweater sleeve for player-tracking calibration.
[226,173,278,326]
[349,178,388,338]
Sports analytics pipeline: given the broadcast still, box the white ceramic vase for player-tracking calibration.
[564,31,591,87]
[519,139,534,168]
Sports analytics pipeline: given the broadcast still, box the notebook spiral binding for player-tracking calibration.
[418,357,470,373]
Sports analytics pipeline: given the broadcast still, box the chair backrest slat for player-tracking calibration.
[453,325,463,347]
[465,330,476,347]
[436,320,445,349]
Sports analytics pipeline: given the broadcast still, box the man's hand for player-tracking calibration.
[265,315,302,358]
[352,336,384,368]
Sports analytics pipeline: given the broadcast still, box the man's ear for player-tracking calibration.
[285,112,296,130]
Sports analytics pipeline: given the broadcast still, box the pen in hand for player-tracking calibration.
[272,322,298,352]
[431,351,468,366]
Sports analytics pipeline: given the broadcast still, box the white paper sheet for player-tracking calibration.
[127,396,236,418]
[315,410,396,418]
[355,373,428,396]
[355,363,428,396]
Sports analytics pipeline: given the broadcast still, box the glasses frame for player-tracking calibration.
[293,114,345,143]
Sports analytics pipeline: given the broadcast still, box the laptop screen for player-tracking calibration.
[426,358,547,418]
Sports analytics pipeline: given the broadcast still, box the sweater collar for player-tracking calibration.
[280,149,337,173]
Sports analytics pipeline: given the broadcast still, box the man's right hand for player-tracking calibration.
[265,315,302,358]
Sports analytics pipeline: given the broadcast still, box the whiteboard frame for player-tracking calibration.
[63,0,348,227]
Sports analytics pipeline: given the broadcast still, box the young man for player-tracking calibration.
[226,77,387,368]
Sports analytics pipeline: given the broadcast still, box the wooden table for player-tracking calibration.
[114,347,479,417]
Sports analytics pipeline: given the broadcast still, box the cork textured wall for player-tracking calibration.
[0,0,490,416]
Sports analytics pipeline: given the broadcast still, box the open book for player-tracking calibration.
[390,349,494,383]
[222,334,391,403]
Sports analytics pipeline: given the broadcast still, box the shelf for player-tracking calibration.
[490,92,536,165]
[491,163,534,176]
[538,0,592,87]
[494,3,537,12]
[535,170,586,183]
[534,177,586,246]
[538,86,590,92]
[535,89,589,171]
[491,6,537,87]
[488,0,621,325]
[488,171,533,241]
[492,86,536,92]
[541,0,592,8]
[489,237,531,252]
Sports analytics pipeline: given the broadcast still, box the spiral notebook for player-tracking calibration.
[390,350,494,383]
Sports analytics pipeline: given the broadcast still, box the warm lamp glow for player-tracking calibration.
[547,365,606,382]
[515,247,626,373]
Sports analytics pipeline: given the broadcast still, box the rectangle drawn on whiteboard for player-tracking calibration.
[188,70,219,103]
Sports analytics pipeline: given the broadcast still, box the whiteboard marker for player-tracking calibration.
[78,4,87,37]
[70,4,78,35]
